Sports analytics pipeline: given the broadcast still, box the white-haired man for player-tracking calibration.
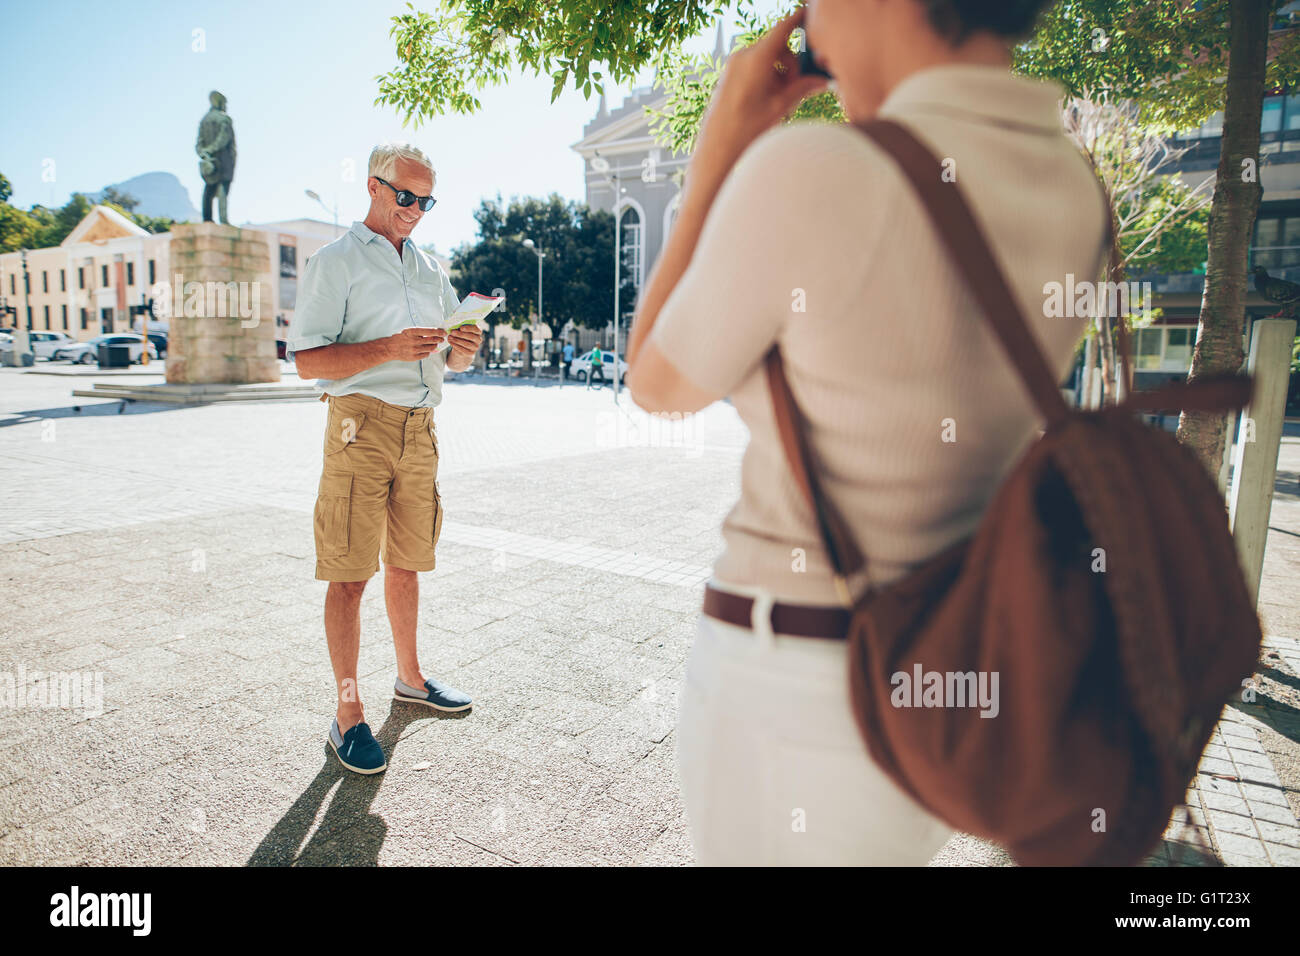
[288,142,483,774]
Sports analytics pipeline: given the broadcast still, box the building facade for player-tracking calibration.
[0,208,343,344]
[568,24,731,351]
[1129,90,1300,403]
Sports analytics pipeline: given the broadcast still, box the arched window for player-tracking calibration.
[619,205,643,291]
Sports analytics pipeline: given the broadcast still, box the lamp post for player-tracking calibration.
[13,249,32,364]
[304,189,340,236]
[590,152,623,399]
[129,293,155,366]
[522,238,546,382]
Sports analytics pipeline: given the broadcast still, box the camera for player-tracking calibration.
[794,27,831,78]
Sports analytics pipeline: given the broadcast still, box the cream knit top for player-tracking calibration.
[650,65,1106,605]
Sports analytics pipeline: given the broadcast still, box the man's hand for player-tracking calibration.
[446,325,483,371]
[386,327,447,362]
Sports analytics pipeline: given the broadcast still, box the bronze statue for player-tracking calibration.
[196,90,236,224]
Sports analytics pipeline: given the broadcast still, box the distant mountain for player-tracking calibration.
[87,172,199,223]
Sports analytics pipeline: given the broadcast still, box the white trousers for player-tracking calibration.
[675,580,954,866]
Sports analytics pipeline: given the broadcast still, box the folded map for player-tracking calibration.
[445,292,505,330]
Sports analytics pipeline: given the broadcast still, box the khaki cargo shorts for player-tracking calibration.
[313,392,444,582]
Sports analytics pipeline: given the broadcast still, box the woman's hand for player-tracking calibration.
[626,8,828,389]
[690,8,830,183]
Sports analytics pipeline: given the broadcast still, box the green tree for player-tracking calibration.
[646,7,843,155]
[100,186,139,212]
[449,193,633,349]
[96,187,176,234]
[31,193,94,248]
[0,172,39,251]
[0,184,174,253]
[1021,0,1298,474]
[1016,0,1300,133]
[375,0,729,123]
[0,204,40,253]
[125,212,176,234]
[1064,93,1213,404]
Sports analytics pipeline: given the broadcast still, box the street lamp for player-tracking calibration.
[591,151,624,399]
[11,249,33,365]
[129,293,155,366]
[522,238,546,382]
[304,189,340,236]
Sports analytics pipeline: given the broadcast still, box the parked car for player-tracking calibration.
[144,332,167,358]
[277,339,287,360]
[53,334,158,365]
[0,330,72,358]
[568,349,627,383]
[28,331,77,360]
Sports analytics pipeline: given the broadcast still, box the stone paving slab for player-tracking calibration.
[0,368,1296,866]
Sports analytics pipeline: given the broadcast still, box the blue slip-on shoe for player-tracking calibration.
[329,718,387,774]
[394,676,473,712]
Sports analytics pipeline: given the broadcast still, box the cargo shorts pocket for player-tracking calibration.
[314,472,354,559]
[324,410,367,457]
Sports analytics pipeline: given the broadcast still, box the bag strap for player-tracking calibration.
[856,119,1078,426]
[764,349,864,603]
[764,117,1083,600]
[763,118,1250,604]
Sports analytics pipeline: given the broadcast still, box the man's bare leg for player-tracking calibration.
[326,580,367,734]
[385,564,425,689]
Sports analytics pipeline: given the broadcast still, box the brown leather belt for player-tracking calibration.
[702,585,851,640]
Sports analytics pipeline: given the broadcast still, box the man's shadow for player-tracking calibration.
[247,700,466,866]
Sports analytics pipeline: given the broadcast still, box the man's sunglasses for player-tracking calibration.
[374,177,437,212]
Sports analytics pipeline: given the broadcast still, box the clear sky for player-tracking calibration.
[0,0,778,254]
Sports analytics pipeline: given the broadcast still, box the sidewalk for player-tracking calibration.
[0,369,1296,865]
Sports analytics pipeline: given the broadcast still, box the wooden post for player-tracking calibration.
[1227,317,1297,606]
[1082,332,1098,408]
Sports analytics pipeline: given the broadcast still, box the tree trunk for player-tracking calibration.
[1176,0,1270,475]
[1083,328,1100,408]
[1098,313,1117,406]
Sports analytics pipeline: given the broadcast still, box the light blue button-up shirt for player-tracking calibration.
[287,220,460,408]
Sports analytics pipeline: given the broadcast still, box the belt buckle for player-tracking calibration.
[749,591,775,648]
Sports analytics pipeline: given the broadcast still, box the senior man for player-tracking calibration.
[288,142,483,775]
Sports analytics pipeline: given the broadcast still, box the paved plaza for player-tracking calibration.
[1,364,1297,866]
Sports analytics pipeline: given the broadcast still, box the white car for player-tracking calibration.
[569,349,627,384]
[28,331,77,360]
[53,334,158,365]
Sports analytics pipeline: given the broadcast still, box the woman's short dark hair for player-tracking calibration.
[920,0,1057,44]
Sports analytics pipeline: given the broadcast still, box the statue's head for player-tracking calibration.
[366,142,436,244]
[209,90,227,110]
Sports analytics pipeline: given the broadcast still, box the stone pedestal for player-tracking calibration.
[164,223,279,384]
